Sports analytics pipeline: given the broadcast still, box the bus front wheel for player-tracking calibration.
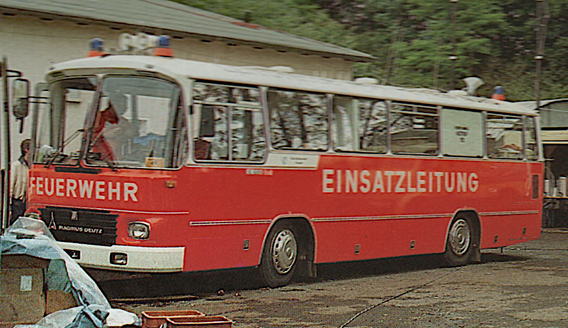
[260,221,299,287]
[443,216,476,267]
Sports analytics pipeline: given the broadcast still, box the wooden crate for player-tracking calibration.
[166,316,233,328]
[141,310,204,328]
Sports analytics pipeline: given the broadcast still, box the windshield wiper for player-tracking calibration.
[44,129,85,167]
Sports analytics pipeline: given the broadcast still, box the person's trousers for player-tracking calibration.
[10,198,26,225]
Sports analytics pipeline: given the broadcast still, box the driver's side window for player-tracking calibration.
[35,77,96,165]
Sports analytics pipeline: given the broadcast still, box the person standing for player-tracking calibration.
[10,139,30,225]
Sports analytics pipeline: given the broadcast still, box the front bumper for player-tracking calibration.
[57,241,185,273]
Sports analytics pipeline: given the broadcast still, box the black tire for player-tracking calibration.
[443,216,476,267]
[259,221,299,288]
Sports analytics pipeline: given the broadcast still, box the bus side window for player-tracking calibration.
[199,106,215,138]
[192,82,265,162]
[441,108,483,157]
[175,108,189,167]
[268,89,328,151]
[390,103,439,155]
[193,105,214,160]
[359,100,387,153]
[332,96,387,154]
[333,96,357,151]
[211,106,229,160]
[486,113,523,160]
[525,116,539,160]
[232,107,265,161]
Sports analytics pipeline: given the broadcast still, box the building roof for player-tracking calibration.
[0,0,374,62]
[519,98,568,110]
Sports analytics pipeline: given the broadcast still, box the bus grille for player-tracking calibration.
[39,206,118,246]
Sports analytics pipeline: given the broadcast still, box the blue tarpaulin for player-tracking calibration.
[1,218,137,328]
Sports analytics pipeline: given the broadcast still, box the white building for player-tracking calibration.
[0,0,373,159]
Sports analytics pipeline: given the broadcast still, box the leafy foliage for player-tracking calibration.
[172,0,563,101]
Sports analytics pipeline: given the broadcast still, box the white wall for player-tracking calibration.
[0,14,355,163]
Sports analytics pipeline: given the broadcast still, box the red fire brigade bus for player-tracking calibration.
[23,35,542,287]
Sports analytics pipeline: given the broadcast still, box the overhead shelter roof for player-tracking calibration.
[0,0,374,62]
[519,98,568,110]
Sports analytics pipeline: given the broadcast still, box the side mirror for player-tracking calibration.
[12,78,30,119]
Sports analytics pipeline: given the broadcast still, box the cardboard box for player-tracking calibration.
[1,254,50,269]
[46,289,77,315]
[0,268,46,324]
[0,254,78,325]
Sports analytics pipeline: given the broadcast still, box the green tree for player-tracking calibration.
[170,0,568,100]
[385,0,507,90]
[172,0,356,47]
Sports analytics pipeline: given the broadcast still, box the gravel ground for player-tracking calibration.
[111,231,568,327]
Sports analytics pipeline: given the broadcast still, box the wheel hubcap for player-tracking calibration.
[449,219,471,256]
[271,229,297,274]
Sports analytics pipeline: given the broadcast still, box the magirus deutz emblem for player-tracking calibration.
[49,212,57,230]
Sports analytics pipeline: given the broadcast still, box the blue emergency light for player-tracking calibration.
[154,35,174,57]
[88,38,105,57]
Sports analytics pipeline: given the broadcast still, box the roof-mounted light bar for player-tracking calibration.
[117,33,174,57]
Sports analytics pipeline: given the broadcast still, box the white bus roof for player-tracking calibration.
[48,55,536,116]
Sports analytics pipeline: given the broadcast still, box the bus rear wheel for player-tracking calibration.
[260,221,299,288]
[443,217,476,267]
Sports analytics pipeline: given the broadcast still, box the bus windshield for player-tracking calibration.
[86,76,186,169]
[35,75,187,169]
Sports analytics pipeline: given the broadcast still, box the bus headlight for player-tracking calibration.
[128,222,150,240]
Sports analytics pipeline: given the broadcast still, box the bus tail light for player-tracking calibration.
[128,222,150,240]
[532,174,539,199]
